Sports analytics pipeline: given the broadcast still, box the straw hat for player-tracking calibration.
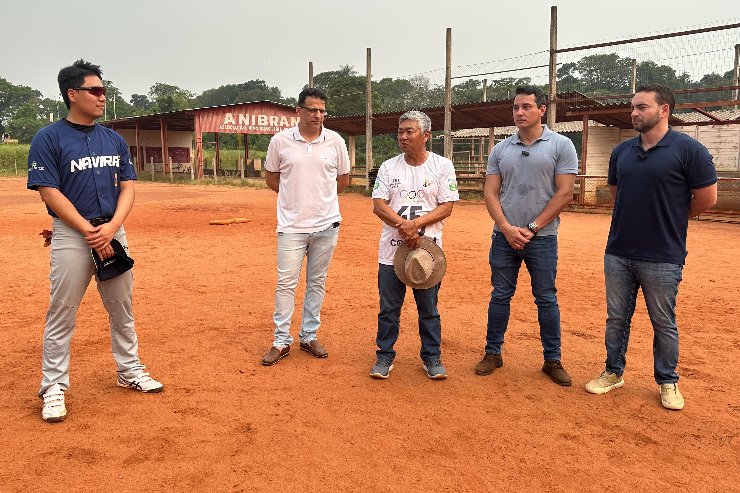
[393,237,447,289]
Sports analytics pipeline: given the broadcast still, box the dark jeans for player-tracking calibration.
[376,263,442,361]
[485,232,562,360]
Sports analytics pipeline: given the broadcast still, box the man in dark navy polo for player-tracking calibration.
[585,84,717,410]
[28,59,163,423]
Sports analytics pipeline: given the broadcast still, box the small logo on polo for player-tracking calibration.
[448,179,457,191]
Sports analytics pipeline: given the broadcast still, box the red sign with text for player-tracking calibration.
[197,102,299,134]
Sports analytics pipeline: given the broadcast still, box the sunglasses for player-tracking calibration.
[74,86,107,97]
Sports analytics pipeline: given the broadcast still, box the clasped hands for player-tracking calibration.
[85,221,117,260]
[395,218,421,249]
[503,224,534,250]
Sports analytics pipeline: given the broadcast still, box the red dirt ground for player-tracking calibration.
[1,177,738,492]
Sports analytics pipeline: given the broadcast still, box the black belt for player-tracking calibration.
[89,217,112,227]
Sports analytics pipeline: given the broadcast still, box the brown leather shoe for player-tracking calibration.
[542,360,572,386]
[262,345,290,366]
[475,353,503,375]
[300,339,328,358]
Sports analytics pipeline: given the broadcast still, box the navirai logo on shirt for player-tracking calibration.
[448,179,457,191]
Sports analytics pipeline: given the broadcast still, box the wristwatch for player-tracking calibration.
[527,221,539,235]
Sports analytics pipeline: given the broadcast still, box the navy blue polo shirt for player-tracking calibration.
[606,128,717,265]
[27,120,137,219]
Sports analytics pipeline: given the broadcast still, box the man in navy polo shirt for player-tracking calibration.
[585,84,717,410]
[28,59,163,423]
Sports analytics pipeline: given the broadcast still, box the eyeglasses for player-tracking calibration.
[300,106,327,116]
[74,86,107,97]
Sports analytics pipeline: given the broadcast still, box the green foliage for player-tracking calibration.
[193,80,286,107]
[147,83,194,113]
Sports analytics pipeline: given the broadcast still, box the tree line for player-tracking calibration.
[1,53,735,146]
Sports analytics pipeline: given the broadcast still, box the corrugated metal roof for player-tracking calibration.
[450,120,603,138]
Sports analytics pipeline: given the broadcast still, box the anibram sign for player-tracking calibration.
[197,102,299,134]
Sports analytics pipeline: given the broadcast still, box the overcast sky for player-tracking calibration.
[2,0,738,102]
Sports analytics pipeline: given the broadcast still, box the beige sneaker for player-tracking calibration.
[660,383,684,410]
[585,370,624,394]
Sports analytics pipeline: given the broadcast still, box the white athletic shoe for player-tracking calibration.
[117,372,164,393]
[42,383,67,423]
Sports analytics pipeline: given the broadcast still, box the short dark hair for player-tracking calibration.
[514,85,547,109]
[58,59,103,109]
[298,87,326,106]
[635,84,675,116]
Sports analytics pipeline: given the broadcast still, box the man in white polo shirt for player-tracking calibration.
[261,87,351,366]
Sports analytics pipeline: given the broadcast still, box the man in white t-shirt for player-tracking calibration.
[261,87,351,366]
[370,110,459,380]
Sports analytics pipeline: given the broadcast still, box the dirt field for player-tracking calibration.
[1,177,738,492]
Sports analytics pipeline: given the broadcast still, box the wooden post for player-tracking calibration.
[244,133,249,176]
[309,61,314,87]
[160,118,169,177]
[134,122,141,174]
[150,157,154,181]
[444,28,452,161]
[14,158,17,175]
[630,58,637,94]
[213,157,217,183]
[733,44,739,110]
[580,115,589,206]
[214,132,220,177]
[239,157,244,179]
[365,47,373,191]
[548,6,557,129]
[244,134,253,176]
[195,114,204,179]
[482,78,488,102]
[488,128,495,154]
[348,135,356,169]
[190,154,195,181]
[169,157,173,183]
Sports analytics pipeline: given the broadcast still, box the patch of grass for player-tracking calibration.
[0,144,30,176]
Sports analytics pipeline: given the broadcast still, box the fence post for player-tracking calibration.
[14,158,18,176]
[190,154,195,181]
[213,157,217,183]
[150,157,154,181]
[169,157,173,183]
[239,157,244,180]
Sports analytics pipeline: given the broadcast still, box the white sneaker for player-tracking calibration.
[42,383,67,423]
[660,383,684,410]
[117,372,164,393]
[585,370,624,394]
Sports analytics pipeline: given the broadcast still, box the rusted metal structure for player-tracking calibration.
[101,101,298,179]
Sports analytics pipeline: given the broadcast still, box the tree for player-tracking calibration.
[147,83,194,113]
[5,101,49,142]
[193,80,286,108]
[312,65,366,116]
[130,94,154,113]
[0,77,42,129]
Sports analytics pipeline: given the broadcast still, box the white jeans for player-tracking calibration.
[39,218,145,396]
[272,225,339,347]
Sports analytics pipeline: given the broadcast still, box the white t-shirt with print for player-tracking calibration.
[265,125,350,233]
[372,152,459,265]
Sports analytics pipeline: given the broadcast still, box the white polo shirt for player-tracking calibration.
[265,125,350,233]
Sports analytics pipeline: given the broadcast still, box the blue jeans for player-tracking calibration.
[272,225,339,347]
[604,254,683,384]
[376,264,442,361]
[486,232,561,360]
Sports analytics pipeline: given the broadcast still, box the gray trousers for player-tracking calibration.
[39,218,145,396]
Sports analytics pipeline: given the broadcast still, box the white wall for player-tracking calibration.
[114,129,193,172]
[586,124,740,175]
